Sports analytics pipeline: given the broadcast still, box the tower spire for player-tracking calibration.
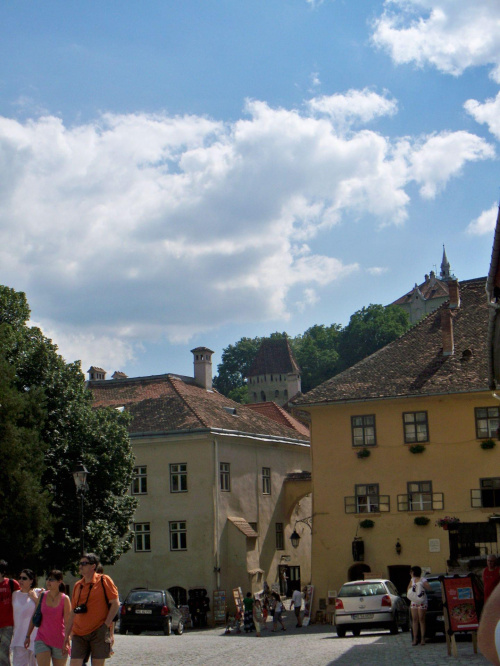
[440,244,451,281]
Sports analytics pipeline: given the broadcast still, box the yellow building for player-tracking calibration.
[88,348,312,615]
[294,277,500,606]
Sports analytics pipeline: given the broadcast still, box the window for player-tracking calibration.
[351,415,376,447]
[407,481,433,510]
[220,463,230,492]
[475,407,499,439]
[134,523,151,552]
[480,478,500,507]
[275,523,284,550]
[169,521,187,551]
[262,467,271,495]
[132,466,147,494]
[170,463,187,493]
[249,522,258,533]
[355,484,380,513]
[403,412,429,443]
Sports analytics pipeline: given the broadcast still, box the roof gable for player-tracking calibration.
[247,338,300,377]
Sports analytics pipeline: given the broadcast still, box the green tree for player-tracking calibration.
[213,337,263,397]
[292,324,341,393]
[0,286,137,571]
[337,304,410,371]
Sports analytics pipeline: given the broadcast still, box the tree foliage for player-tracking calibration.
[214,306,410,399]
[0,286,137,573]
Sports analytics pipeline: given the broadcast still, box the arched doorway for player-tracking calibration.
[347,563,371,581]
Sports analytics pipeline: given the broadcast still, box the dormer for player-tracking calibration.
[87,366,106,381]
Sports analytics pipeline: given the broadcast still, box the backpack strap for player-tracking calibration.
[8,579,14,595]
[100,576,111,609]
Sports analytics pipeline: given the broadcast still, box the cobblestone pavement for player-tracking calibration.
[110,622,491,665]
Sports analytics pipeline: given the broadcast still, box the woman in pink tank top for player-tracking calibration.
[25,570,72,666]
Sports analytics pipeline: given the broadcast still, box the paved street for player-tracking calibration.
[110,622,491,665]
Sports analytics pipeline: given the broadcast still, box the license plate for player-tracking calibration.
[353,613,374,620]
[437,615,443,621]
[135,609,152,614]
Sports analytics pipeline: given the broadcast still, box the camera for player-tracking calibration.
[73,603,88,614]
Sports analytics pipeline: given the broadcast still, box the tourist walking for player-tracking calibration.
[242,593,255,633]
[407,565,431,646]
[25,570,71,666]
[290,588,303,627]
[0,559,20,666]
[65,553,119,666]
[11,570,41,666]
[252,599,263,637]
[483,554,500,603]
[271,592,286,632]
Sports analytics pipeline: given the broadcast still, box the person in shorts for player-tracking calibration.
[65,554,119,666]
[0,559,20,666]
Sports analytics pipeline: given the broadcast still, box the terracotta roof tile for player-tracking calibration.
[247,338,301,377]
[244,402,310,437]
[89,374,309,442]
[392,277,449,305]
[295,278,488,405]
[228,517,259,538]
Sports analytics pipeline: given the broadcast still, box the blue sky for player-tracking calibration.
[1,0,500,380]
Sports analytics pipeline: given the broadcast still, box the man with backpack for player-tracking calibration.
[65,553,119,666]
[0,560,20,666]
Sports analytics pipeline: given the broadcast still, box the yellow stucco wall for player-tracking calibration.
[306,390,500,605]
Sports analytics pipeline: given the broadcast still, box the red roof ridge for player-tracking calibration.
[168,376,210,428]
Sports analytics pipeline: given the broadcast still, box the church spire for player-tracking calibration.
[440,244,452,281]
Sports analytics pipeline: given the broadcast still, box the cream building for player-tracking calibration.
[88,348,311,614]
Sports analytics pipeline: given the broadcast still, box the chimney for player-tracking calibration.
[191,347,214,390]
[112,371,128,379]
[441,309,454,356]
[448,279,460,309]
[87,366,106,381]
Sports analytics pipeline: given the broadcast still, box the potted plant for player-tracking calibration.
[359,519,375,529]
[409,444,426,454]
[480,438,496,450]
[435,516,460,530]
[356,448,371,459]
[414,516,430,526]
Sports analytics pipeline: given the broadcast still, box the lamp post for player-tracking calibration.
[73,462,89,556]
[290,516,313,549]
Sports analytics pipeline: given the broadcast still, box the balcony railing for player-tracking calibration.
[345,495,390,514]
[397,492,444,511]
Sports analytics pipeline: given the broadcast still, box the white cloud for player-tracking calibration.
[308,88,397,130]
[465,92,500,140]
[366,266,389,276]
[466,203,499,235]
[372,0,500,82]
[0,98,493,369]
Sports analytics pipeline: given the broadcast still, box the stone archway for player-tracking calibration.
[347,563,371,581]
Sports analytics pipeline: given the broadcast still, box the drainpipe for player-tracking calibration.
[214,437,221,590]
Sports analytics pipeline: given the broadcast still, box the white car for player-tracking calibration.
[334,579,410,637]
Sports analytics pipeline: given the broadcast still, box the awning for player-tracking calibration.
[228,516,258,538]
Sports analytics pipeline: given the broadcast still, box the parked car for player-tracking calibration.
[419,573,484,640]
[335,579,410,637]
[119,588,184,636]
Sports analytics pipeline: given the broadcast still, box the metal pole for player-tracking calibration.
[80,491,85,556]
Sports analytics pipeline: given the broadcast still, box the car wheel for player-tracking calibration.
[352,627,361,637]
[389,620,399,635]
[164,618,172,636]
[174,620,184,636]
[119,625,127,635]
[336,626,347,638]
[132,628,141,635]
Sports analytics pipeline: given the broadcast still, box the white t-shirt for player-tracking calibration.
[292,589,302,608]
[11,589,42,649]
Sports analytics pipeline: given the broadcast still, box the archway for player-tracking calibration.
[347,563,371,581]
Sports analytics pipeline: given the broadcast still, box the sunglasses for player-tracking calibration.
[19,576,30,581]
[79,561,91,566]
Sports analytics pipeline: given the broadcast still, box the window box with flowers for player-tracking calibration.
[435,516,460,530]
[409,444,426,454]
[480,439,496,450]
[414,516,430,526]
[356,448,371,459]
[359,519,375,529]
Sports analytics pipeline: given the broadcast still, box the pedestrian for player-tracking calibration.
[478,580,500,664]
[252,599,263,637]
[242,593,255,633]
[25,570,71,666]
[11,569,41,666]
[261,596,269,628]
[290,588,303,628]
[271,592,285,632]
[407,566,431,646]
[483,554,500,603]
[65,553,119,666]
[0,559,20,666]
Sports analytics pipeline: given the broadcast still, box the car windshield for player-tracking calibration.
[126,591,163,604]
[428,580,441,594]
[339,583,387,597]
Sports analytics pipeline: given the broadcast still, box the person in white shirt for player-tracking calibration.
[11,570,41,666]
[290,589,303,628]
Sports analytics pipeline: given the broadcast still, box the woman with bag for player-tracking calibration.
[25,571,71,666]
[11,570,42,666]
[407,565,431,646]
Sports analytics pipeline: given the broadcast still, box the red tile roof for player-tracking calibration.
[89,374,309,443]
[244,402,310,437]
[295,278,488,406]
[392,276,449,305]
